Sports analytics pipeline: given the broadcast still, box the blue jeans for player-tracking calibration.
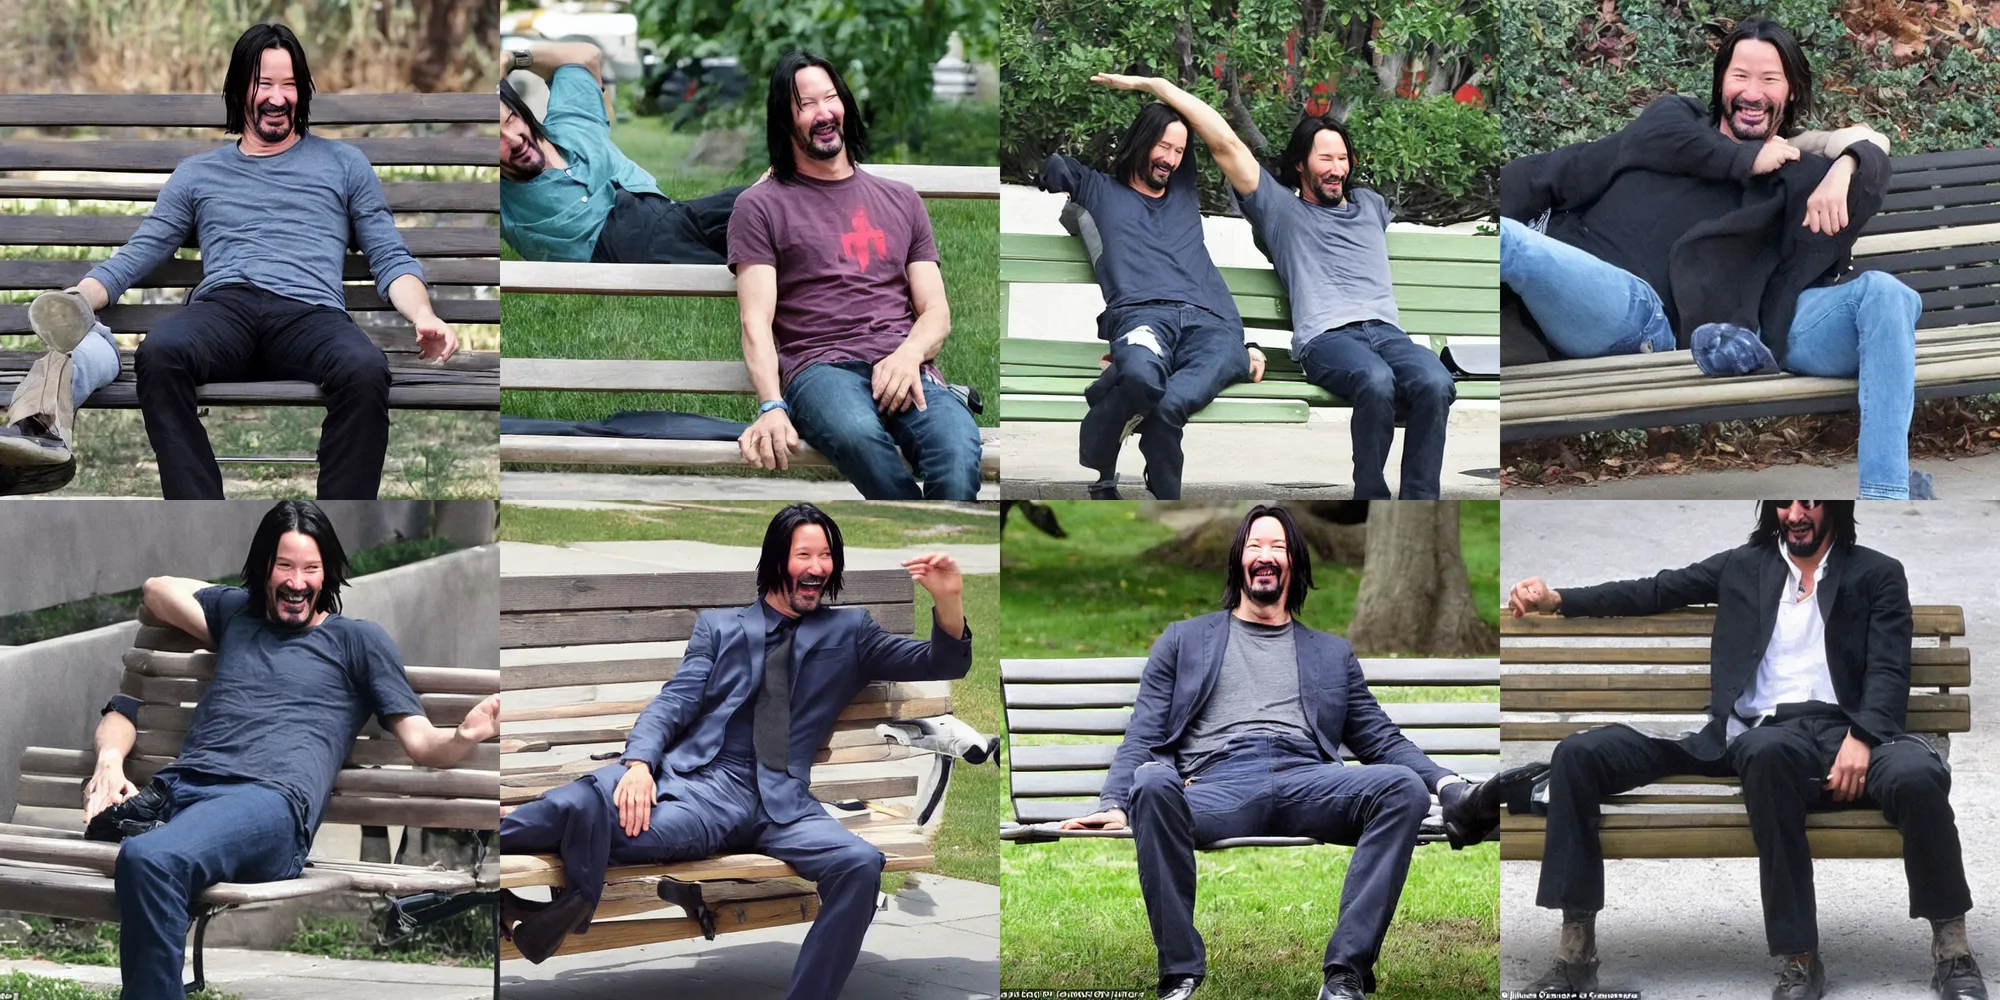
[69,322,120,403]
[1298,321,1455,499]
[1498,217,1675,357]
[1784,271,1920,499]
[1126,735,1431,990]
[1080,303,1250,499]
[114,772,307,1000]
[783,360,984,500]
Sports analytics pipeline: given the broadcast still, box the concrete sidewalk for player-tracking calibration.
[499,874,998,999]
[999,402,1502,498]
[0,947,491,1000]
[1500,501,2000,999]
[1503,451,2000,499]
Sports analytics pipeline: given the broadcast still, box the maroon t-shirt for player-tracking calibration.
[727,169,942,387]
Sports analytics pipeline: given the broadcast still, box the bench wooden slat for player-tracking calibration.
[0,136,496,171]
[0,92,494,126]
[0,296,497,334]
[1008,702,1498,735]
[20,747,499,799]
[1501,607,1964,637]
[123,650,499,693]
[1002,375,1336,405]
[501,568,911,615]
[500,773,918,807]
[498,431,1002,475]
[1008,680,1499,710]
[1503,645,1969,668]
[1499,826,1902,861]
[1002,397,1310,423]
[498,897,821,961]
[499,832,934,889]
[1001,229,1499,265]
[999,656,1500,685]
[0,864,355,924]
[501,698,952,753]
[0,256,497,290]
[501,657,681,690]
[0,179,497,213]
[1,374,500,411]
[0,216,498,256]
[1501,712,1971,741]
[502,691,946,727]
[1503,664,1969,689]
[500,357,751,394]
[1504,690,1968,713]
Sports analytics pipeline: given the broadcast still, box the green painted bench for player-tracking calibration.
[999,230,1499,424]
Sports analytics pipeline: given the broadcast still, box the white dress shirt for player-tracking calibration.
[1728,552,1839,742]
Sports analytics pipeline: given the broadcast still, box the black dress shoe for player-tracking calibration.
[1439,778,1501,849]
[1936,955,1990,999]
[1320,969,1366,999]
[1157,973,1202,1000]
[1773,953,1825,1000]
[510,888,591,964]
[496,889,550,942]
[1525,957,1599,995]
[1088,478,1122,500]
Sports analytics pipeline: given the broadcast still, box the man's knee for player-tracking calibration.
[827,838,887,878]
[1730,727,1816,785]
[134,328,197,380]
[1130,761,1181,802]
[1373,765,1432,819]
[1107,359,1168,415]
[1405,359,1457,408]
[116,833,188,883]
[1855,270,1922,325]
[322,345,391,396]
[1871,741,1951,804]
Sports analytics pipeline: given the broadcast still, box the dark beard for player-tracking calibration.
[1781,521,1825,557]
[1244,561,1285,605]
[250,102,294,143]
[797,121,843,161]
[1311,174,1345,205]
[1728,97,1777,140]
[787,573,829,613]
[268,583,317,625]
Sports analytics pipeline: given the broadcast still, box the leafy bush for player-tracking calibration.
[1498,0,2000,156]
[1001,0,1502,223]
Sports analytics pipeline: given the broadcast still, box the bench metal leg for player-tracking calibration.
[188,905,227,994]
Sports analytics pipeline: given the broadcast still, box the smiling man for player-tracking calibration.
[1059,504,1500,1000]
[1499,18,1921,499]
[82,501,499,1000]
[497,503,974,1000]
[1507,501,1982,1000]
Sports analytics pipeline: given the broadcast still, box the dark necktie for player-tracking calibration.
[755,618,797,773]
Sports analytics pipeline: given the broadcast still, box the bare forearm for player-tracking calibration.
[901,304,950,362]
[932,594,965,640]
[740,318,785,403]
[401,720,479,769]
[76,277,109,311]
[1144,77,1241,159]
[526,43,602,83]
[386,273,439,325]
[94,713,136,765]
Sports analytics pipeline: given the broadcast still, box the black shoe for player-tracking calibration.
[1320,969,1366,999]
[510,887,591,964]
[1157,974,1202,1000]
[1936,955,1989,999]
[1088,478,1122,500]
[0,455,74,496]
[1525,957,1599,995]
[496,889,549,944]
[1439,778,1501,849]
[1773,953,1825,1000]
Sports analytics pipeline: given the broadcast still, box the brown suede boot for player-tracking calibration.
[0,349,77,467]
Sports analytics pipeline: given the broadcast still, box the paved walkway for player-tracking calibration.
[499,874,998,999]
[1504,451,2000,499]
[0,948,490,1000]
[1500,501,2000,997]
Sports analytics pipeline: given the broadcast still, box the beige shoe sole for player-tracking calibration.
[27,291,93,354]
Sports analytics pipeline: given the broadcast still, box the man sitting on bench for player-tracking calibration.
[1500,18,1920,499]
[1036,91,1258,500]
[1088,74,1455,499]
[56,22,458,499]
[1058,505,1500,1000]
[82,500,499,1000]
[497,503,973,1000]
[500,42,746,264]
[728,52,985,499]
[1507,500,1982,1000]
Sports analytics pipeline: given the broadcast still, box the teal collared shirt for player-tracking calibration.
[500,64,662,261]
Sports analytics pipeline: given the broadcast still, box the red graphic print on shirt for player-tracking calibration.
[839,206,889,271]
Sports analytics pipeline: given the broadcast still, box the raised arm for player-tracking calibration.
[854,553,972,681]
[142,576,212,645]
[1091,74,1260,196]
[512,42,614,121]
[389,695,499,769]
[1539,549,1733,619]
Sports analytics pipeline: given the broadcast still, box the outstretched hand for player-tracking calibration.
[82,765,137,824]
[456,694,501,745]
[1089,73,1154,93]
[902,553,963,600]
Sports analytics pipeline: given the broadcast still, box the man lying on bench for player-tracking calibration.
[83,501,499,1000]
[500,41,746,264]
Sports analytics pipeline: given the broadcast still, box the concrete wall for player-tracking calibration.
[0,500,460,616]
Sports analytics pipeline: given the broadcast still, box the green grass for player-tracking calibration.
[498,500,998,549]
[279,908,493,967]
[998,501,1499,998]
[500,116,999,479]
[0,917,118,966]
[0,970,240,1000]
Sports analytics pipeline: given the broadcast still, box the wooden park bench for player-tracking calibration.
[1502,147,2000,440]
[497,164,999,479]
[497,566,986,960]
[1000,654,1500,846]
[0,93,499,462]
[998,230,1500,426]
[1498,604,1970,858]
[0,607,500,992]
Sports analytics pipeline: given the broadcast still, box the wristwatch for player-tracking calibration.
[508,50,533,72]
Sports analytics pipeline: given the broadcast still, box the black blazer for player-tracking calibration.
[1560,541,1912,759]
[1097,611,1452,811]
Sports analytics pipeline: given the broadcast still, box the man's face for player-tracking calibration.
[1719,39,1790,142]
[790,66,845,163]
[1139,121,1188,193]
[500,104,545,181]
[1239,516,1291,608]
[247,47,300,144]
[782,523,835,614]
[1773,501,1829,557]
[1299,128,1351,206]
[266,531,326,627]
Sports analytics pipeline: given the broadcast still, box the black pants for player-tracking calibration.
[1537,719,1973,956]
[590,186,746,264]
[134,283,390,499]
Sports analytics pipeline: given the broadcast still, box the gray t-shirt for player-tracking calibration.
[1172,616,1317,778]
[1237,167,1400,354]
[154,586,425,835]
[86,133,424,312]
[1037,152,1242,337]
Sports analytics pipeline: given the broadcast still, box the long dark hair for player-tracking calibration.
[757,503,846,600]
[242,501,349,618]
[223,22,314,136]
[1748,501,1857,551]
[1222,504,1315,615]
[499,77,549,149]
[1709,18,1812,137]
[1276,113,1359,193]
[766,50,867,183]
[1111,102,1188,189]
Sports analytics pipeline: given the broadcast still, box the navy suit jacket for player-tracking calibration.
[1097,611,1452,811]
[605,600,974,822]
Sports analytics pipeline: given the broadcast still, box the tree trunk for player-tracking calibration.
[1347,501,1498,655]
